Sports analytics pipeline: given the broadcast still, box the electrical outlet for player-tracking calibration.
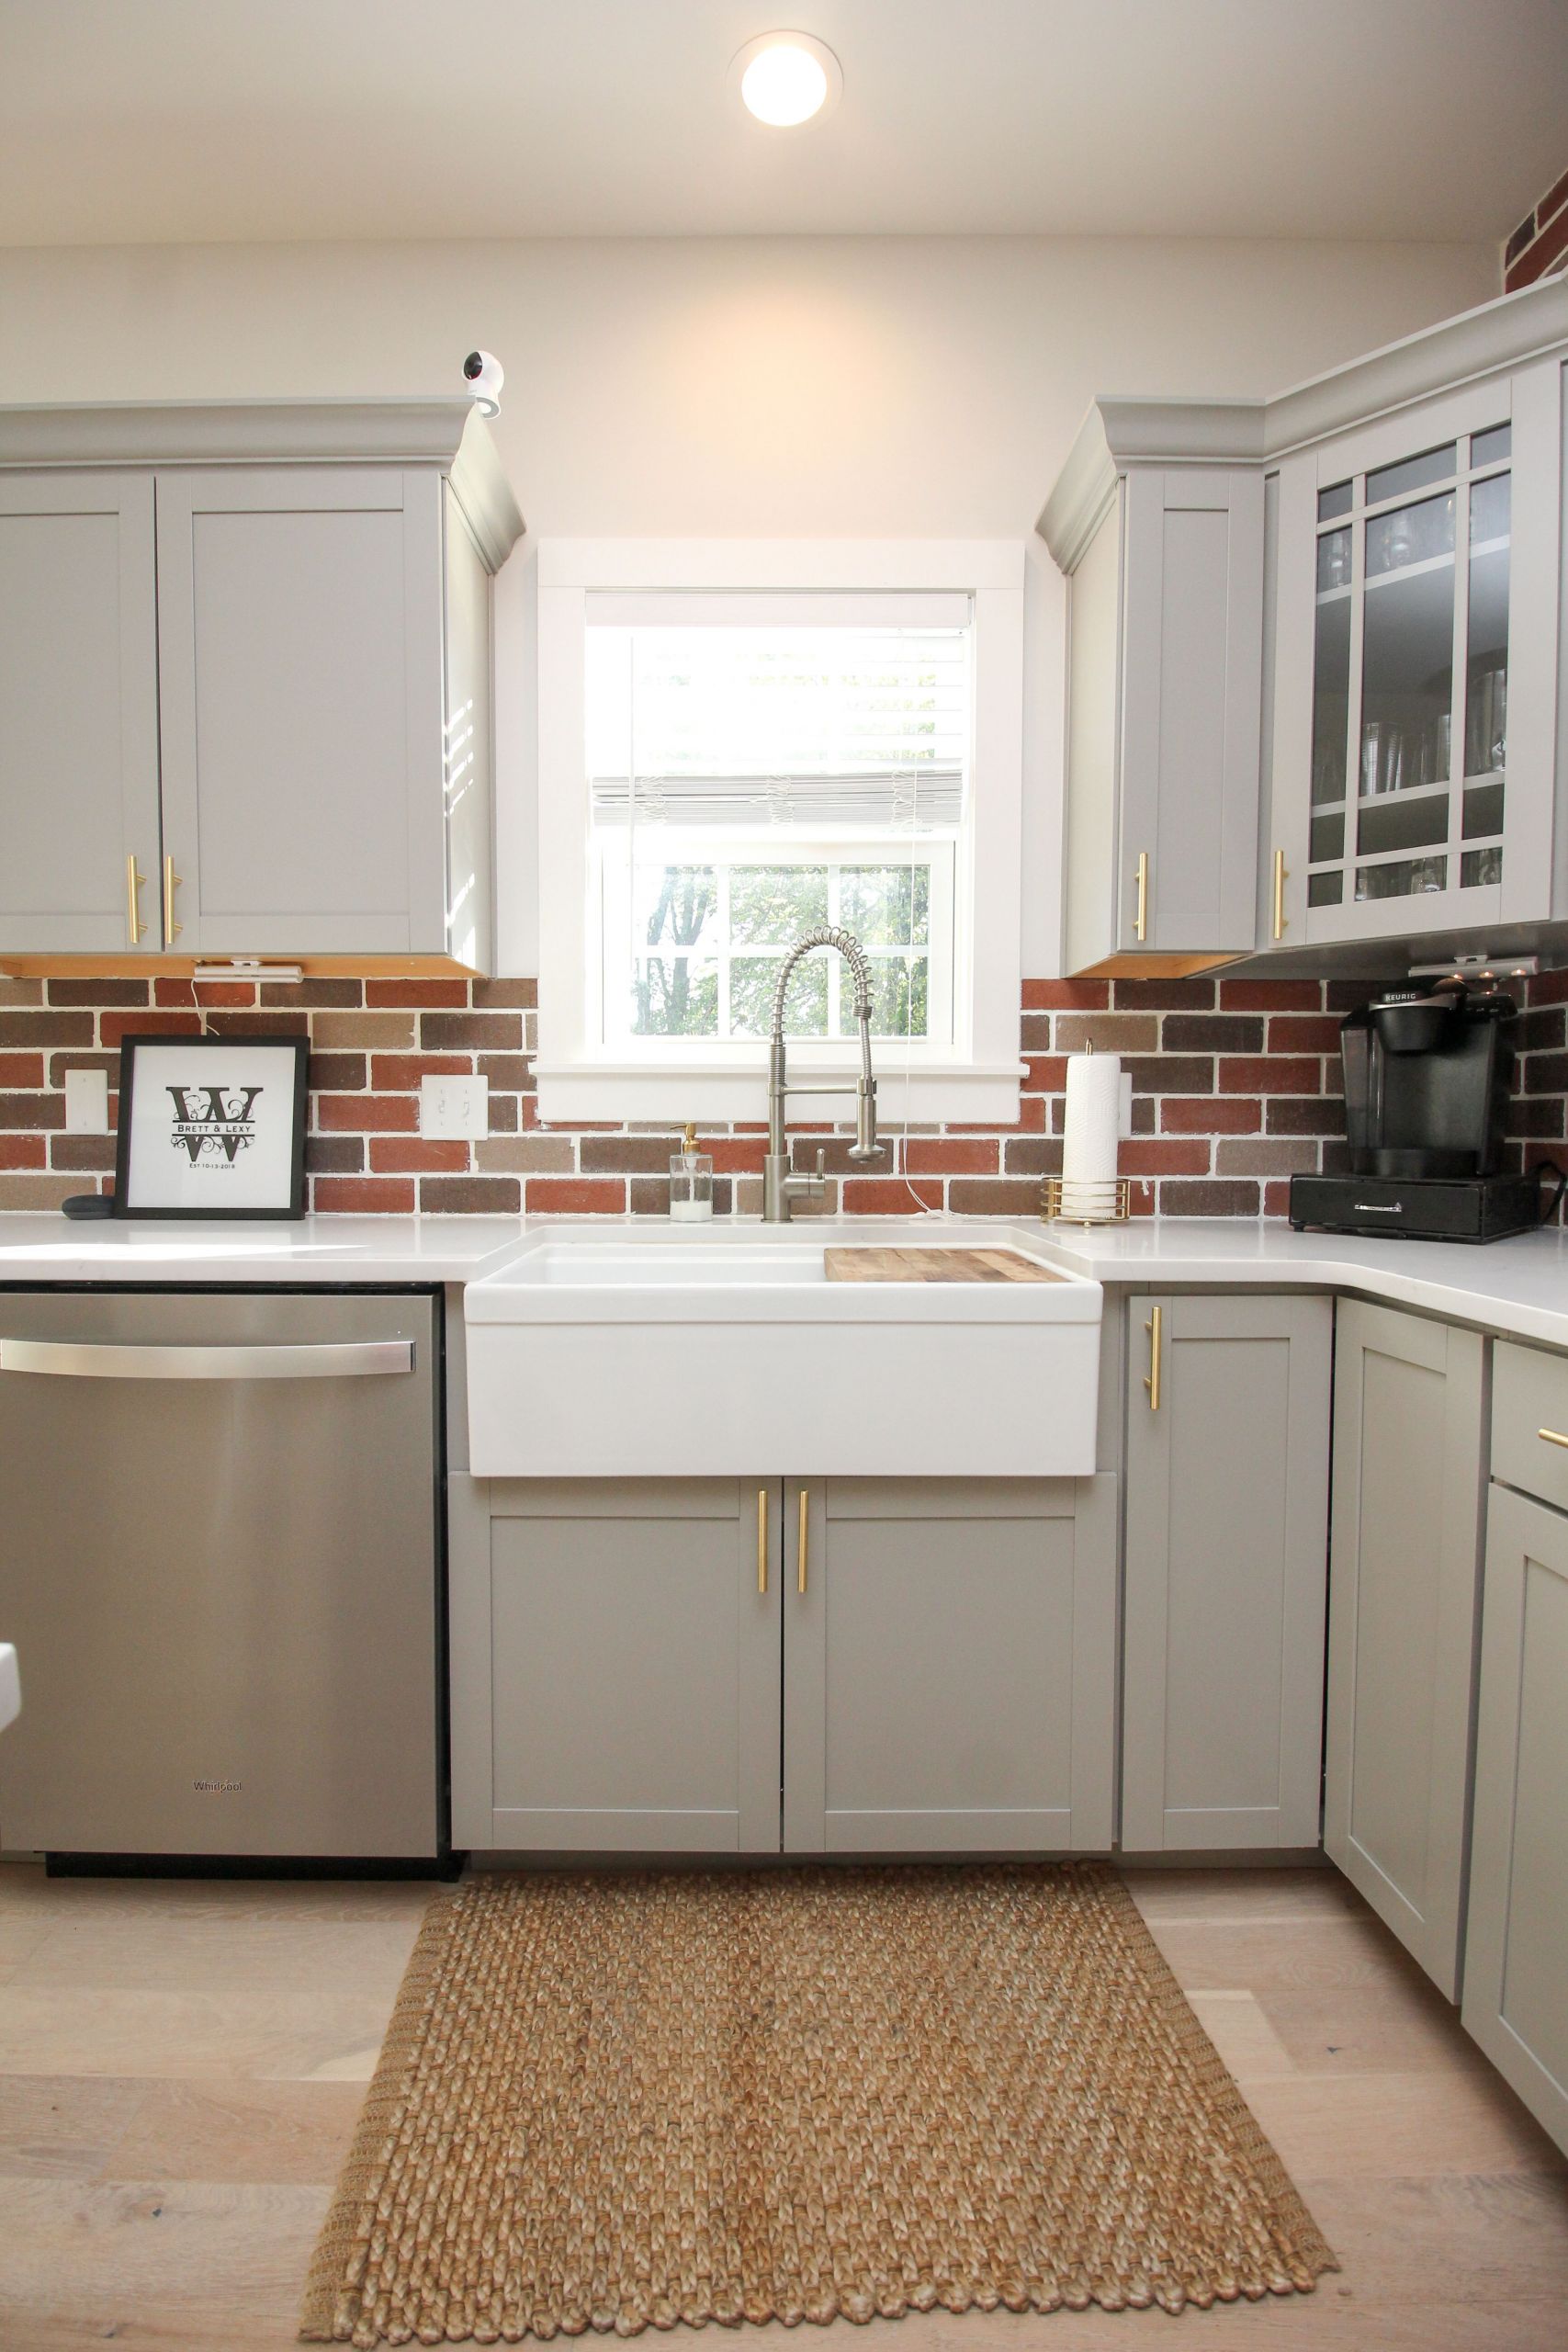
[64,1068,110,1133]
[420,1074,489,1139]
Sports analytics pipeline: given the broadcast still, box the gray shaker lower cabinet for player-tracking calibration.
[451,1472,1117,1859]
[448,1475,783,1854]
[781,1476,1117,1854]
[1324,1304,1487,1999]
[1122,1294,1332,1850]
[1461,1483,1568,2155]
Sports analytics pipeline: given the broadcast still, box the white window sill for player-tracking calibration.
[533,1060,1027,1127]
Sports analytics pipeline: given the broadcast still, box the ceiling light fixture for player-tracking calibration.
[730,31,841,128]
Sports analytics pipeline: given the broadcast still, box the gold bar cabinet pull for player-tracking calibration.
[1144,1305,1162,1412]
[797,1489,809,1594]
[125,854,146,947]
[1272,849,1289,941]
[163,854,184,947]
[1538,1428,1568,1452]
[1134,851,1149,944]
[757,1487,768,1593]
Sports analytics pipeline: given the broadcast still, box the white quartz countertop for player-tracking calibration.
[0,1213,526,1284]
[3,1207,1568,1350]
[1036,1217,1568,1351]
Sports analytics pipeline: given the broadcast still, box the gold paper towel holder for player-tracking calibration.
[1044,1041,1132,1225]
[1043,1176,1132,1226]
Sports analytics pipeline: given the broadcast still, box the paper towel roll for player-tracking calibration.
[1059,1050,1121,1218]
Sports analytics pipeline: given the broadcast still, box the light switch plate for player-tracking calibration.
[421,1074,490,1139]
[64,1068,110,1134]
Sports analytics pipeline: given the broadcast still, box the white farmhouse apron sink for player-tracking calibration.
[463,1220,1102,1477]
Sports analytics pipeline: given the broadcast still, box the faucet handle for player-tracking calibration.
[813,1148,828,1185]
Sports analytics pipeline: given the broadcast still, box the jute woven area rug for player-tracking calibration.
[300,1865,1335,2346]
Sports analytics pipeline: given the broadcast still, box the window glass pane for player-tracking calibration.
[1461,847,1503,888]
[836,956,929,1040]
[634,865,718,951]
[1366,444,1457,508]
[733,954,826,1039]
[1354,854,1448,901]
[1309,811,1344,863]
[729,866,828,944]
[1357,792,1448,857]
[1317,481,1353,522]
[1472,424,1511,469]
[1466,474,1509,779]
[632,957,718,1036]
[1316,528,1351,594]
[1308,870,1343,907]
[1312,595,1350,804]
[840,864,930,946]
[1365,490,1455,579]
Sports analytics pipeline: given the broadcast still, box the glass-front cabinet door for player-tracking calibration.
[1268,363,1562,947]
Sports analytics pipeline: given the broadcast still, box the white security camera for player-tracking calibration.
[462,349,503,418]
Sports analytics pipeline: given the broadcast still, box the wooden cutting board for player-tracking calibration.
[824,1247,1064,1283]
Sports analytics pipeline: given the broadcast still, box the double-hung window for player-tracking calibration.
[590,594,964,1052]
[534,543,1025,1124]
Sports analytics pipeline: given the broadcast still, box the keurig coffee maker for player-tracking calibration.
[1289,979,1542,1242]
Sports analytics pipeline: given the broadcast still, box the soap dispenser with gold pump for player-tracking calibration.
[670,1122,714,1222]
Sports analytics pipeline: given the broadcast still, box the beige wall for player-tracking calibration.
[0,234,1496,532]
[0,233,1499,967]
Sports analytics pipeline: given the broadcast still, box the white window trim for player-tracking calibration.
[535,539,1027,1125]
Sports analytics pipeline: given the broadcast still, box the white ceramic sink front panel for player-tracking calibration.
[464,1220,1102,1477]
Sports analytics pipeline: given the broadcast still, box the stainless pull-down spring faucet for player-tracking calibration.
[763,926,883,1221]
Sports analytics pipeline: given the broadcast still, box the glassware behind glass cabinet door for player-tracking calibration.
[1467,668,1507,777]
[1361,720,1403,797]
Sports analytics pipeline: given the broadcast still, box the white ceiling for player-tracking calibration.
[2,0,1565,248]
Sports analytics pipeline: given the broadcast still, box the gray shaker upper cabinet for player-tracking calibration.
[1039,409,1265,977]
[1258,274,1568,960]
[0,401,523,970]
[0,472,162,955]
[1040,274,1568,976]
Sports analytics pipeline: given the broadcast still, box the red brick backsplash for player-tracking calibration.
[0,968,1564,1221]
[1504,164,1568,292]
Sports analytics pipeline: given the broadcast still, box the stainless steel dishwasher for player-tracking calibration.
[0,1287,445,1869]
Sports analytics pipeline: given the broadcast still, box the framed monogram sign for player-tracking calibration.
[112,1034,309,1219]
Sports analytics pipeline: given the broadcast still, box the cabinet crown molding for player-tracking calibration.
[0,396,524,571]
[1039,271,1568,570]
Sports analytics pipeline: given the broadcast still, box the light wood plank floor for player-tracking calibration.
[1,1860,1564,2349]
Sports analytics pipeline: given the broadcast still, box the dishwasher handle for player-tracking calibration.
[0,1338,414,1382]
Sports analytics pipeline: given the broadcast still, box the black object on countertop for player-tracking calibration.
[1291,979,1540,1244]
[1289,1166,1543,1244]
[61,1192,116,1220]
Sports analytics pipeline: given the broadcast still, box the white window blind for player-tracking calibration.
[585,591,972,836]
